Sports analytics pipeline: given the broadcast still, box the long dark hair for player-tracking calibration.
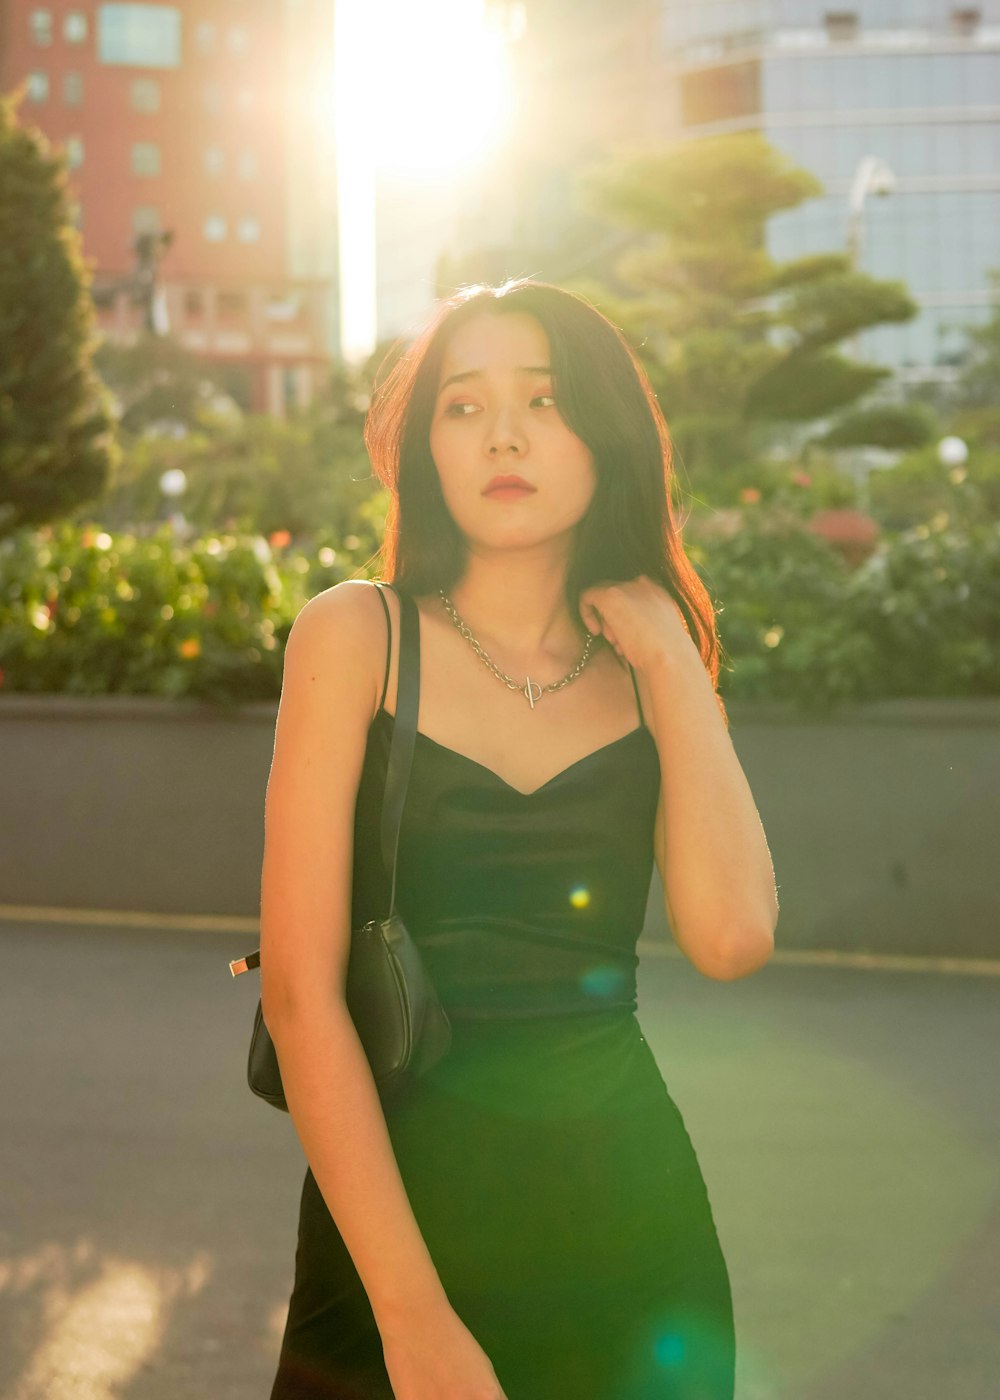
[364,278,726,716]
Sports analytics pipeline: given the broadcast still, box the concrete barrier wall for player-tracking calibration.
[2,694,997,957]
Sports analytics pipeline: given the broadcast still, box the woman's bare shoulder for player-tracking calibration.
[283,579,388,718]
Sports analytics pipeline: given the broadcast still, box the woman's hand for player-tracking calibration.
[579,574,696,675]
[378,1299,508,1400]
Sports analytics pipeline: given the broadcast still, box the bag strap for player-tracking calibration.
[229,580,420,976]
[376,582,419,918]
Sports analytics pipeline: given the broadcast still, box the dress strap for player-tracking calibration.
[372,581,392,712]
[628,663,644,726]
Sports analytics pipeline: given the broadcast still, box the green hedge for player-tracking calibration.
[689,508,999,709]
[1,513,997,711]
[0,522,360,709]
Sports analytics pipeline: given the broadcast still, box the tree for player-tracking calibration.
[94,332,236,437]
[0,87,117,534]
[570,131,931,493]
[949,268,1000,415]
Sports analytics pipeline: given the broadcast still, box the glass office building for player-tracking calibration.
[661,2,1000,381]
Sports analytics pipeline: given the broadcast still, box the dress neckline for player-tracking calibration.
[373,706,653,799]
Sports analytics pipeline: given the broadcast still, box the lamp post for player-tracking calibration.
[846,155,896,360]
[159,467,188,540]
[132,229,174,336]
[937,435,968,475]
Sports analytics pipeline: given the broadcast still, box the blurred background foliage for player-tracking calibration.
[2,502,996,712]
[1,114,998,711]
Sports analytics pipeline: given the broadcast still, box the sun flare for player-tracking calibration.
[338,0,516,177]
[331,0,519,359]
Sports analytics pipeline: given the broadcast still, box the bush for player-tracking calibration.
[847,520,1000,699]
[0,521,369,707]
[2,512,996,711]
[87,411,385,553]
[689,505,999,710]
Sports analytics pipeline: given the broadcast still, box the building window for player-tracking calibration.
[228,25,249,55]
[237,149,258,180]
[63,72,84,105]
[203,82,223,115]
[218,291,247,317]
[64,12,88,43]
[30,9,53,46]
[195,21,217,55]
[132,205,161,236]
[98,5,181,70]
[203,215,227,242]
[184,289,205,318]
[236,88,257,114]
[237,216,260,243]
[130,77,160,112]
[266,291,303,322]
[68,199,83,229]
[26,71,49,102]
[131,142,161,176]
[203,146,225,176]
[824,11,858,42]
[65,135,84,169]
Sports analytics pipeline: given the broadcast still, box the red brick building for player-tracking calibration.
[0,0,340,414]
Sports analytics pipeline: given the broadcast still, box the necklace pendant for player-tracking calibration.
[524,676,543,709]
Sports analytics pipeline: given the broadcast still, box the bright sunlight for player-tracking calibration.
[342,0,517,176]
[330,0,521,360]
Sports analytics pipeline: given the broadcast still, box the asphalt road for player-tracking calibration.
[1,917,997,1400]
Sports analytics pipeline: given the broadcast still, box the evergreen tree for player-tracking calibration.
[570,131,930,490]
[0,87,117,535]
[949,268,1000,415]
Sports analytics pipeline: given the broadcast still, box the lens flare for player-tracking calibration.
[580,964,627,1000]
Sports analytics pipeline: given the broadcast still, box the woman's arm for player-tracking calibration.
[259,581,447,1324]
[579,576,777,982]
[261,584,509,1398]
[643,645,778,981]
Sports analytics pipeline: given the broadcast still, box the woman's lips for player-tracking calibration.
[484,485,536,501]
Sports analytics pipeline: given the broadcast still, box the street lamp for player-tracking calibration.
[938,434,969,494]
[846,155,896,268]
[846,155,896,360]
[159,467,188,539]
[132,229,174,335]
[937,435,968,471]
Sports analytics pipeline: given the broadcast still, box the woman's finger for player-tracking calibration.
[580,603,603,635]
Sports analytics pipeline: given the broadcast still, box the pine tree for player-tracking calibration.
[0,87,117,535]
[570,131,929,486]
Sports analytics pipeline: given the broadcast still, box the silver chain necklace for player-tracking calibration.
[438,590,597,709]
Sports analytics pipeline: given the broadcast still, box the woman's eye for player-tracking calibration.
[443,395,555,418]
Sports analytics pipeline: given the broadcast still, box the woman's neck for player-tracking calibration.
[443,545,585,662]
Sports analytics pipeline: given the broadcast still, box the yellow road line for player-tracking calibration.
[0,904,259,933]
[1,905,997,977]
[637,939,1000,976]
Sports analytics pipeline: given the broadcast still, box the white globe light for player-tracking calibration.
[937,436,968,468]
[159,468,187,498]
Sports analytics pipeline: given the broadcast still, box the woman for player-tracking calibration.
[262,279,778,1400]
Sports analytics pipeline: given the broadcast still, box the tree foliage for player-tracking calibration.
[948,269,1000,414]
[0,88,117,535]
[93,332,237,436]
[571,131,931,488]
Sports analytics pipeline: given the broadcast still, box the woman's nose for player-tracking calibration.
[486,404,528,456]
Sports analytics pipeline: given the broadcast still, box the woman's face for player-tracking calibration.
[428,310,596,553]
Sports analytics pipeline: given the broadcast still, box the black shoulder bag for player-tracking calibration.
[229,582,452,1110]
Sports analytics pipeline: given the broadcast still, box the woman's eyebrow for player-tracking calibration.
[437,365,552,395]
